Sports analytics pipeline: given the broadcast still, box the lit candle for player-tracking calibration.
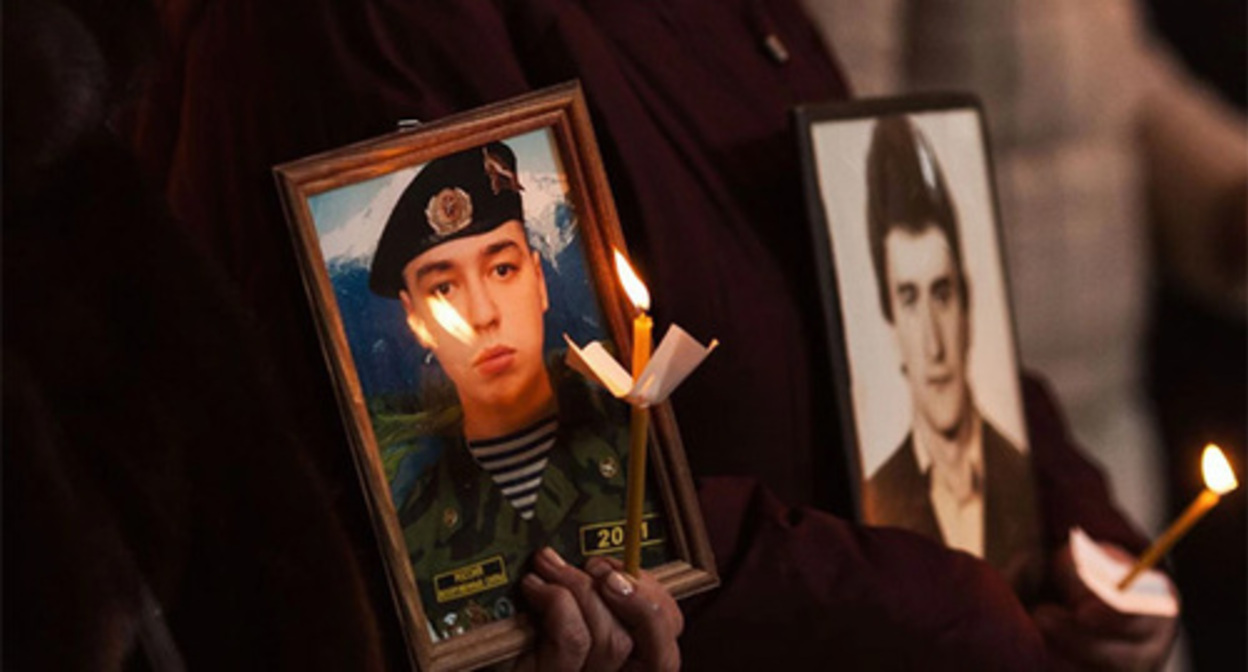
[1118,444,1239,590]
[615,249,651,577]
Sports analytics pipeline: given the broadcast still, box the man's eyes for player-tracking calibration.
[424,279,454,297]
[491,262,519,279]
[422,262,517,295]
[896,286,918,307]
[895,280,956,310]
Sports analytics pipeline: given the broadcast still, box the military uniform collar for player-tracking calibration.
[531,429,581,532]
[430,424,583,546]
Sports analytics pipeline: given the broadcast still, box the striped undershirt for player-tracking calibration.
[466,415,557,521]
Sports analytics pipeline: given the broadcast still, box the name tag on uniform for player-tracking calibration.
[434,555,509,603]
[580,515,666,556]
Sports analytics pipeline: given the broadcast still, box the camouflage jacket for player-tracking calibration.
[396,413,670,640]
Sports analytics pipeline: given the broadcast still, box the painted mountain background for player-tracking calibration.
[307,131,612,412]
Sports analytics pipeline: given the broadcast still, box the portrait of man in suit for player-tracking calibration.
[859,115,1039,586]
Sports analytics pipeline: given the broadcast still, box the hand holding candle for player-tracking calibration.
[1118,444,1238,591]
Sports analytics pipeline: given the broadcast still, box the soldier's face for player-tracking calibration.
[400,221,549,413]
[885,225,971,437]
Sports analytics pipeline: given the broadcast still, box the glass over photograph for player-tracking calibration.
[802,98,1042,596]
[307,129,672,640]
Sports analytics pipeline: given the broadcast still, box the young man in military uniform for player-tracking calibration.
[368,140,668,640]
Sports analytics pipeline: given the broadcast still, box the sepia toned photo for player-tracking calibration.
[798,95,1042,597]
[275,84,716,671]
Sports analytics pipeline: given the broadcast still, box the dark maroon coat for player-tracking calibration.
[43,0,1152,668]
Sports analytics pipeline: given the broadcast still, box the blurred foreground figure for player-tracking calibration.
[3,2,388,668]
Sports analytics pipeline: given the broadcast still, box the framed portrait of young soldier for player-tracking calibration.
[275,82,717,671]
[796,94,1042,599]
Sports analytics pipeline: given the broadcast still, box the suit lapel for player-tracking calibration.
[897,434,944,543]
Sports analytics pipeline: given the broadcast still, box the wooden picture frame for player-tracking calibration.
[275,82,717,671]
[796,94,1042,598]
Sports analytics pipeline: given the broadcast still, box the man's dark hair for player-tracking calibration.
[865,115,966,322]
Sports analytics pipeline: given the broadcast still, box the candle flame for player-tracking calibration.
[614,249,650,312]
[427,295,475,345]
[1202,444,1238,495]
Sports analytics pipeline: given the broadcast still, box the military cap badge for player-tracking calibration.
[425,187,474,237]
[483,146,523,195]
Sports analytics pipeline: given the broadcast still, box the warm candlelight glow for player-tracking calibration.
[1118,443,1238,591]
[615,248,653,577]
[1202,444,1238,495]
[563,253,716,576]
[427,295,475,344]
[614,249,650,312]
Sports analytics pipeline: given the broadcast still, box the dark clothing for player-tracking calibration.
[505,0,849,507]
[864,421,1043,598]
[4,132,388,670]
[55,0,1157,668]
[684,478,1044,671]
[681,377,1146,670]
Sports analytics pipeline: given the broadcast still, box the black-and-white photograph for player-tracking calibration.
[798,96,1041,594]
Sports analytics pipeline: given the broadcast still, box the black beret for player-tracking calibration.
[369,141,524,297]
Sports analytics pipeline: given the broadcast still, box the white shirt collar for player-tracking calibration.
[911,413,984,481]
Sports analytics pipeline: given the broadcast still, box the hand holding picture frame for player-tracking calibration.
[797,94,1043,599]
[275,82,716,671]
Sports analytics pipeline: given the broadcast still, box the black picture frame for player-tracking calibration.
[796,93,1042,597]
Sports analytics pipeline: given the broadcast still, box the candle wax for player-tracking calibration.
[624,312,652,576]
